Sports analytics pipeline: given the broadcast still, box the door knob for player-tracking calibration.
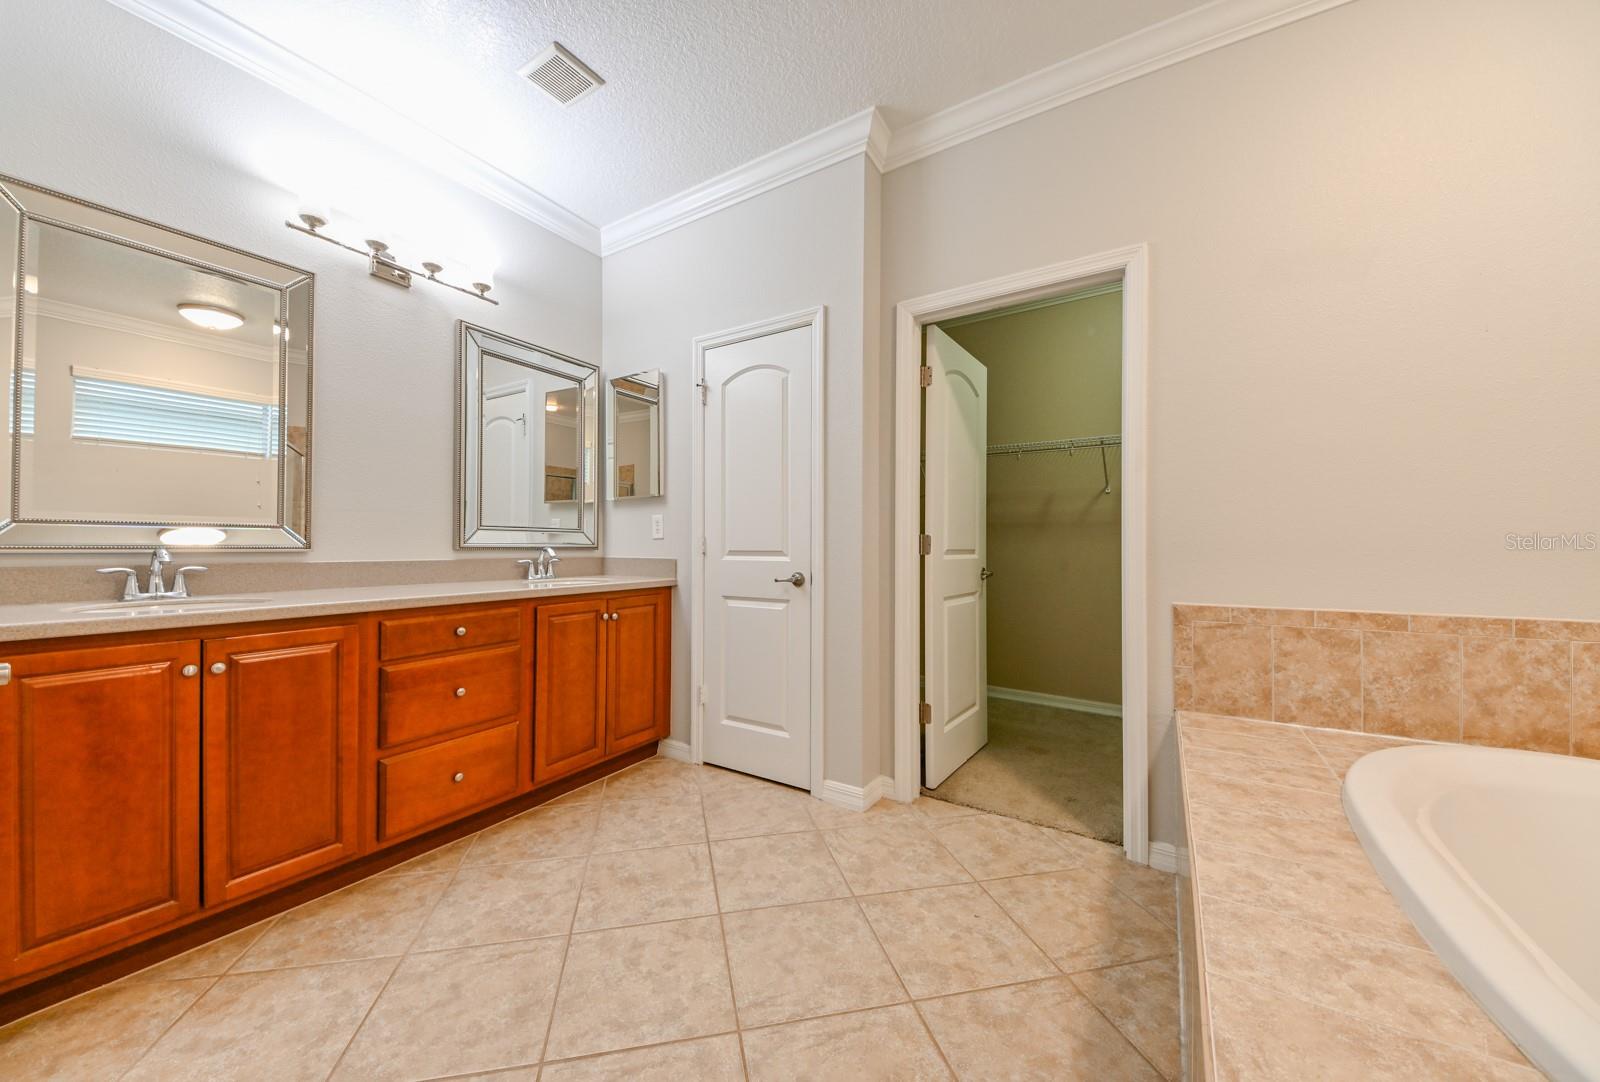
[774,572,806,587]
[210,662,227,675]
[980,567,994,581]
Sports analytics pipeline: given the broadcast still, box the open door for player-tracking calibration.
[922,326,988,788]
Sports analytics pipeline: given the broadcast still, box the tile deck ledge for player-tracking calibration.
[1175,710,1544,1081]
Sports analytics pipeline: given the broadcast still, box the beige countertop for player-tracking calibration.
[0,574,676,643]
[1176,711,1542,1081]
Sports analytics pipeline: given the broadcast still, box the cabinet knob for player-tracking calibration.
[454,687,467,698]
[210,662,227,675]
[182,664,199,678]
[454,626,467,637]
[452,772,465,783]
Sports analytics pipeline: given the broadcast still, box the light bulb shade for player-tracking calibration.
[158,526,227,546]
[176,303,244,331]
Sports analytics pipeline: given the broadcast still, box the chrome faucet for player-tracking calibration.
[516,547,562,581]
[97,547,208,601]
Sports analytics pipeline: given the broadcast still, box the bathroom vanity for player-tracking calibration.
[0,577,672,1003]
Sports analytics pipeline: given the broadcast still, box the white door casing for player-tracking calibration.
[697,319,817,789]
[922,327,988,788]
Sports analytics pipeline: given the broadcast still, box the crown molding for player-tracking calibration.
[884,0,1358,170]
[102,0,603,254]
[600,108,885,256]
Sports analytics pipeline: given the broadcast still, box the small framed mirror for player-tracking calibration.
[0,173,314,550]
[457,321,599,548]
[608,369,663,500]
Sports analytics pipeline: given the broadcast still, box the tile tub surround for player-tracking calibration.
[0,755,1183,1081]
[1173,604,1600,756]
[0,569,677,642]
[1176,711,1541,1081]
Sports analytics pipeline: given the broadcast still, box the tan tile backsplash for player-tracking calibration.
[1174,603,1600,758]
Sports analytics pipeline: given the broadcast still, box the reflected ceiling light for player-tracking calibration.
[177,303,244,331]
[23,274,38,295]
[158,526,228,546]
[545,400,560,412]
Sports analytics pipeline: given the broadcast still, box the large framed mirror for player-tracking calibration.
[0,174,313,550]
[607,369,663,500]
[457,322,599,548]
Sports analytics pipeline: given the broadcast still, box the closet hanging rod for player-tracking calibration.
[985,434,1121,456]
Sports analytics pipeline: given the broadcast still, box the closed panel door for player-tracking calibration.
[0,641,200,979]
[534,597,608,783]
[606,591,670,755]
[702,324,812,788]
[923,327,989,788]
[202,625,361,904]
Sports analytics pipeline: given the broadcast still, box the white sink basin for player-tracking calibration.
[67,597,273,617]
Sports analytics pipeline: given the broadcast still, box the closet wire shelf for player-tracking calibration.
[986,434,1121,494]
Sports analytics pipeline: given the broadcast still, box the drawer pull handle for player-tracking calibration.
[452,772,465,783]
[181,664,199,677]
[455,687,467,698]
[454,626,468,637]
[210,662,227,675]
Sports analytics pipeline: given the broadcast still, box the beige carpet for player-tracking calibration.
[924,696,1123,843]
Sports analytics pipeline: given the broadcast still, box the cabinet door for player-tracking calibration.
[202,625,361,904]
[606,591,671,755]
[533,597,608,784]
[0,641,201,980]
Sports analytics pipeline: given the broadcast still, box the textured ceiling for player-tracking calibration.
[199,0,1211,227]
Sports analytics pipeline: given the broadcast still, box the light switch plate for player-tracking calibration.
[651,514,665,540]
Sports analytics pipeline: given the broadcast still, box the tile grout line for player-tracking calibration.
[696,770,752,1081]
[531,825,595,1070]
[112,973,225,1082]
[814,806,961,1080]
[322,845,474,1080]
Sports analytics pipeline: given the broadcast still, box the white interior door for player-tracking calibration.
[701,324,813,788]
[923,326,988,788]
[482,385,530,527]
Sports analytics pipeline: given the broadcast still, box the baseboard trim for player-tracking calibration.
[656,738,695,764]
[987,685,1123,718]
[1148,841,1190,875]
[819,774,893,812]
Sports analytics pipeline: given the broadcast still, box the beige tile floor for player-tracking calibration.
[0,756,1179,1081]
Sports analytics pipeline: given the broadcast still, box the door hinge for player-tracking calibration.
[918,702,932,727]
[918,365,932,388]
[699,537,707,556]
[697,685,705,705]
[918,533,932,556]
[0,662,10,687]
[696,379,708,404]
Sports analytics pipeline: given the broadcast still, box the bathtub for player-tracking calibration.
[1344,744,1600,1081]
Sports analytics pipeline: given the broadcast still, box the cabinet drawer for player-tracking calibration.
[377,722,519,840]
[378,645,522,748]
[378,606,521,662]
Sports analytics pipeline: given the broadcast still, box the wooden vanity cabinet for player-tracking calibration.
[0,641,201,981]
[201,625,361,904]
[605,590,672,756]
[533,590,671,783]
[0,585,672,997]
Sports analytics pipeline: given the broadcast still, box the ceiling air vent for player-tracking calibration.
[519,42,604,106]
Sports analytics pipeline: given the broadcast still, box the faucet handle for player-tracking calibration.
[97,567,141,601]
[171,566,207,598]
[516,558,536,581]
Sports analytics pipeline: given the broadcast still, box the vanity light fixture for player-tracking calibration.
[545,400,560,412]
[284,206,497,305]
[158,526,228,546]
[176,303,245,331]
